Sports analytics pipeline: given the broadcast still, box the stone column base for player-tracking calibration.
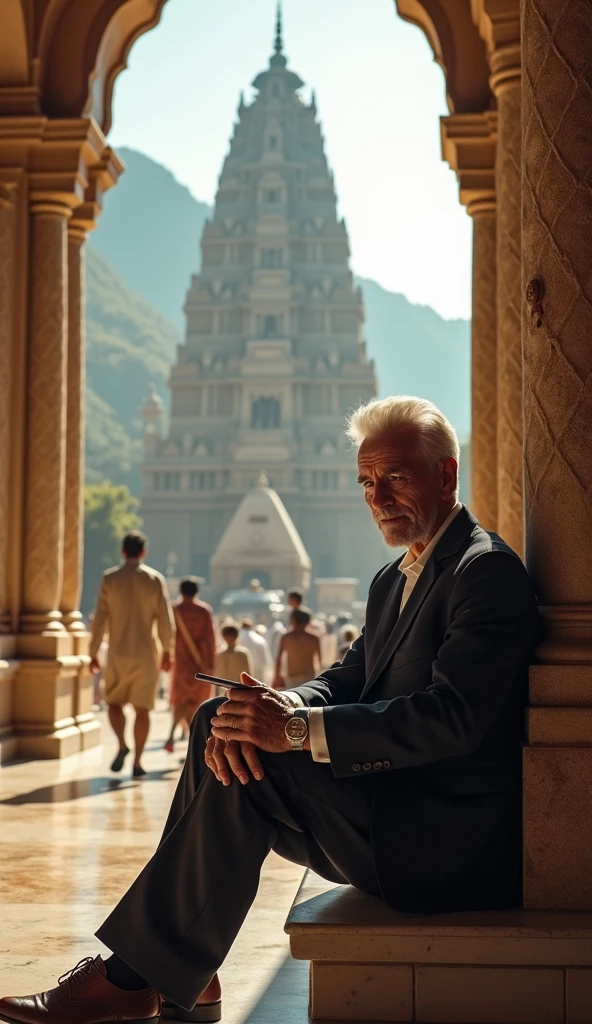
[12,630,101,759]
[0,729,18,764]
[16,719,82,759]
[287,871,592,1023]
[71,628,102,751]
[524,743,592,910]
[524,659,592,911]
[0,635,18,763]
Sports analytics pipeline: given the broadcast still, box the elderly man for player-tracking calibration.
[0,397,540,1024]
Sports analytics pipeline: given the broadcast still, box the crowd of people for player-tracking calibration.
[88,532,360,774]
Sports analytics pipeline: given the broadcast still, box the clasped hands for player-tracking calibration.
[205,674,295,787]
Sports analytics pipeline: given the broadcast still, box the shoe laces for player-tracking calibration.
[58,957,96,996]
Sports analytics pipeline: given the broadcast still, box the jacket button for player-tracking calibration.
[373,761,383,770]
[383,760,391,769]
[363,762,372,771]
[352,763,361,772]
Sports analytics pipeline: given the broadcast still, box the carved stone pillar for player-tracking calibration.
[5,127,120,758]
[60,222,87,633]
[60,220,101,749]
[0,183,19,762]
[20,201,71,635]
[0,185,15,635]
[468,198,498,531]
[441,113,498,529]
[14,198,81,757]
[491,44,524,558]
[521,0,592,909]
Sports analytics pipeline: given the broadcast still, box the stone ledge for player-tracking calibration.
[286,872,592,1022]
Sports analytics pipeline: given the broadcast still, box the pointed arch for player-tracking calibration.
[37,0,168,132]
[394,0,491,113]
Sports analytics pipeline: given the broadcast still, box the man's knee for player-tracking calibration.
[189,696,225,740]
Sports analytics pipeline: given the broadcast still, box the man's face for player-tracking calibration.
[357,426,456,548]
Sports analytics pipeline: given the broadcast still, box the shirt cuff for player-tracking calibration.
[283,691,305,707]
[308,707,330,762]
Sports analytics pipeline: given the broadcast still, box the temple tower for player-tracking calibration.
[141,9,388,594]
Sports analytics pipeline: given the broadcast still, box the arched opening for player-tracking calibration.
[83,0,477,603]
[251,395,281,430]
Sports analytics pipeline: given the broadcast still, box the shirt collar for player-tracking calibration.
[399,502,463,579]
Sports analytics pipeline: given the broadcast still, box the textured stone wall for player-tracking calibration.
[496,82,524,557]
[522,0,592,605]
[522,0,592,911]
[470,207,498,531]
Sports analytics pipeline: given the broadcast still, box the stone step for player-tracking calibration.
[285,870,592,1023]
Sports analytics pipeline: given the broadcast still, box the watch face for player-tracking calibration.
[286,717,307,741]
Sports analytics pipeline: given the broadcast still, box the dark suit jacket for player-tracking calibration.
[292,506,541,913]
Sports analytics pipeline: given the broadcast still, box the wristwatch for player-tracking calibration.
[285,708,309,751]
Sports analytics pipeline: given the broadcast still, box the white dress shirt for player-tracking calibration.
[286,502,463,762]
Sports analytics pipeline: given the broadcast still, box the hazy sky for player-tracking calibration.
[109,0,472,321]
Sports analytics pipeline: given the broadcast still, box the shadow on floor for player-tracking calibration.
[238,952,308,1024]
[0,777,135,804]
[0,767,182,804]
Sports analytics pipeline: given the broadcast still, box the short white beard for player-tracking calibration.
[377,507,440,550]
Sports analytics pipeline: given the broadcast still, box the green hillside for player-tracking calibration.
[91,147,210,328]
[85,245,180,492]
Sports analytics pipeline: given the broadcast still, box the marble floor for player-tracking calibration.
[0,705,309,1023]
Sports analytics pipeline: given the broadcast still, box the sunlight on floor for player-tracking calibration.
[0,705,308,1023]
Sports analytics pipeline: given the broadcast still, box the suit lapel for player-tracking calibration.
[361,556,441,699]
[360,505,478,700]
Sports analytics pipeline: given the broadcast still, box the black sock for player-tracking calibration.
[104,954,150,991]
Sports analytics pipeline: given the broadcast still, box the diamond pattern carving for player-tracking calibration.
[522,0,592,606]
[22,210,68,619]
[497,83,524,558]
[60,232,86,617]
[471,211,498,531]
[0,199,14,628]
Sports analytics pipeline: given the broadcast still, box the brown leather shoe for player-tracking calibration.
[0,956,161,1023]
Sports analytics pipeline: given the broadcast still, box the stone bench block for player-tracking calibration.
[285,871,592,1023]
[311,963,413,1022]
[415,965,563,1023]
[566,969,592,1024]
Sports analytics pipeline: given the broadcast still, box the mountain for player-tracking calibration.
[85,245,180,492]
[91,147,210,328]
[358,278,470,440]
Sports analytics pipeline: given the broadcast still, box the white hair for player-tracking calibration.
[346,395,460,467]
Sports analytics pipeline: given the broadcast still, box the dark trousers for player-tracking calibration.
[96,698,380,1010]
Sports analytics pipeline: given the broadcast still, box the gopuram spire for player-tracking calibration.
[274,2,283,55]
[270,2,287,69]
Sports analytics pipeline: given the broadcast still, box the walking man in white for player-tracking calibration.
[90,531,175,778]
[238,619,274,684]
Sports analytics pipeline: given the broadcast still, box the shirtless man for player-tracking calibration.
[273,607,321,688]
